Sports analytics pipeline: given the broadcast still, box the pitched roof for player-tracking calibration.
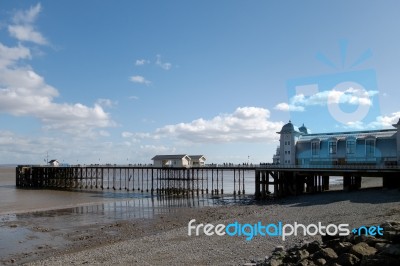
[189,155,206,160]
[151,154,190,160]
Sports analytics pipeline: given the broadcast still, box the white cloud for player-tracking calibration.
[0,43,31,68]
[123,107,283,144]
[0,41,114,136]
[135,59,150,66]
[130,75,151,85]
[340,111,400,130]
[96,98,116,108]
[8,3,48,45]
[156,54,172,70]
[275,87,379,112]
[129,95,139,100]
[12,3,42,24]
[274,102,305,112]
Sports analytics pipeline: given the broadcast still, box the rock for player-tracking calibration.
[380,243,400,256]
[297,249,310,260]
[360,254,400,266]
[349,242,377,259]
[243,263,256,266]
[315,258,326,265]
[274,245,285,252]
[374,242,389,251]
[383,230,400,243]
[272,250,287,259]
[302,241,322,254]
[312,248,338,260]
[297,258,316,266]
[269,258,283,266]
[248,221,400,266]
[336,253,360,266]
[332,241,353,255]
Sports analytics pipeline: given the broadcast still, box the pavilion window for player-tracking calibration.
[329,141,337,155]
[366,139,375,157]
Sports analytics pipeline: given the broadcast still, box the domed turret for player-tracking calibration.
[280,120,295,133]
[299,123,309,134]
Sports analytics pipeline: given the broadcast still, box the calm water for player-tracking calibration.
[1,167,257,261]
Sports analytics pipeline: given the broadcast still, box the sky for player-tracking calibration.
[1,1,400,165]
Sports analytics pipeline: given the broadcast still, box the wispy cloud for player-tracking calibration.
[8,3,48,45]
[129,75,151,85]
[274,102,305,112]
[275,87,379,112]
[135,59,150,66]
[156,54,172,70]
[343,111,400,130]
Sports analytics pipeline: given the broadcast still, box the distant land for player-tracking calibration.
[0,164,17,168]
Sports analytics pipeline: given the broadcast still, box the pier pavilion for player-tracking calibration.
[254,119,400,198]
[273,119,400,167]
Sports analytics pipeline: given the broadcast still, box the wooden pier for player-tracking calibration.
[15,165,250,196]
[16,164,400,198]
[255,165,400,199]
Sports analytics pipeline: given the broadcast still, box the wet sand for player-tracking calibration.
[0,168,398,265]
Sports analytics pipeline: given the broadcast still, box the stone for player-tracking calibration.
[349,242,377,259]
[274,245,285,252]
[270,258,283,266]
[381,243,400,256]
[314,258,326,266]
[360,254,400,266]
[272,251,287,259]
[312,248,338,260]
[383,230,400,243]
[302,241,322,254]
[336,253,360,266]
[297,258,316,266]
[297,249,310,260]
[374,242,390,251]
[331,241,353,255]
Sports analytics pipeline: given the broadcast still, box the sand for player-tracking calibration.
[0,168,399,265]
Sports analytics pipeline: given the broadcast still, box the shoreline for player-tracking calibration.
[1,168,398,265]
[14,188,400,265]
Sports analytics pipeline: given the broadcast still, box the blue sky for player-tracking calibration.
[1,1,400,164]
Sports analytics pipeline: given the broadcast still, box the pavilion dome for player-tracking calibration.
[281,121,295,133]
[299,123,309,134]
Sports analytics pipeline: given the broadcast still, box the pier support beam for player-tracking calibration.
[383,173,400,189]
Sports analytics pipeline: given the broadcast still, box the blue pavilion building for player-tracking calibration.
[274,119,400,167]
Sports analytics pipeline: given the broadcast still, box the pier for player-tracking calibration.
[15,165,250,196]
[255,164,400,199]
[16,164,400,198]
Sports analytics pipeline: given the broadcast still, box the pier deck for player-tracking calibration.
[16,165,251,196]
[16,164,400,198]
